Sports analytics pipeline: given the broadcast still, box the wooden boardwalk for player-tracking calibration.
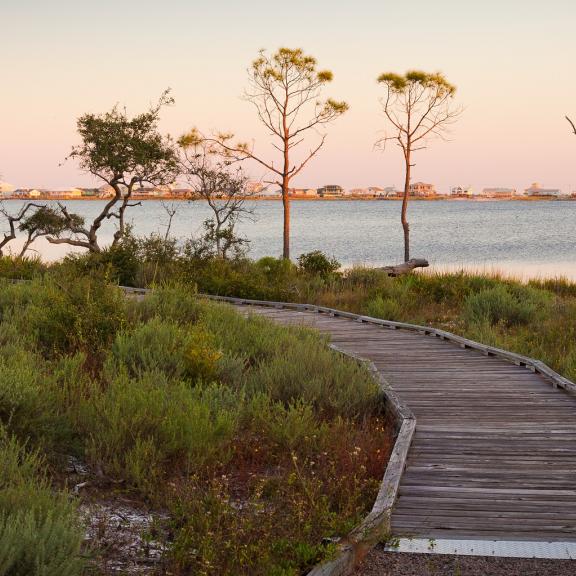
[236,304,576,543]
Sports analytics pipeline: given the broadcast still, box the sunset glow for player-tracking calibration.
[2,0,575,192]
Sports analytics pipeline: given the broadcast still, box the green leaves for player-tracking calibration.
[68,90,178,188]
[377,72,407,91]
[378,70,456,96]
[19,206,72,237]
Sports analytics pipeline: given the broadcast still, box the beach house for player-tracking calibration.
[482,187,516,198]
[409,182,436,197]
[524,183,561,197]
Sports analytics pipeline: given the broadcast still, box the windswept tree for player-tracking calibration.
[180,131,252,259]
[209,48,348,259]
[46,91,178,253]
[0,202,45,256]
[0,203,69,258]
[377,71,462,262]
[18,206,68,257]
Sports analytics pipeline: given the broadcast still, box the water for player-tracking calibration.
[4,199,576,280]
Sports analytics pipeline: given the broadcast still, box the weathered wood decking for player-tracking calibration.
[233,304,576,544]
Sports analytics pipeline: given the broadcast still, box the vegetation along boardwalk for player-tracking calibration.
[225,300,576,545]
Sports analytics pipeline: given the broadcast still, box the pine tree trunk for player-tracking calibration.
[282,176,290,260]
[401,152,411,262]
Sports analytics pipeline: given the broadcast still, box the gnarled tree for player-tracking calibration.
[377,71,462,261]
[18,205,70,258]
[209,48,348,259]
[48,91,178,253]
[180,131,252,259]
[0,202,45,256]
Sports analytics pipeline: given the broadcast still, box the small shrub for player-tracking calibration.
[84,374,238,490]
[25,274,126,359]
[0,431,83,576]
[107,318,222,383]
[463,285,552,327]
[365,296,402,320]
[0,255,46,280]
[0,349,59,447]
[298,251,340,277]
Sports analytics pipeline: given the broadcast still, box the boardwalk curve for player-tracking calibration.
[205,296,576,550]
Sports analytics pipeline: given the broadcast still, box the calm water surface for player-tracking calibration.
[5,200,576,280]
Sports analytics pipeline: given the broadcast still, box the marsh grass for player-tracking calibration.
[0,277,390,575]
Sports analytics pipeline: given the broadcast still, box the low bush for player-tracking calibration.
[106,318,222,383]
[84,374,238,494]
[365,295,403,320]
[7,273,128,362]
[298,250,341,277]
[463,284,552,327]
[0,255,45,280]
[0,431,83,576]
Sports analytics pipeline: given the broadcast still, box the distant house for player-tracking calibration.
[80,188,98,197]
[171,188,192,198]
[409,182,436,197]
[317,184,345,196]
[133,187,160,197]
[384,186,400,196]
[289,188,317,197]
[482,187,516,198]
[261,188,282,197]
[450,185,474,196]
[28,189,43,198]
[367,186,386,196]
[524,182,561,197]
[349,188,368,196]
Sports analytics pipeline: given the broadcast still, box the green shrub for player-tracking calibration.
[0,431,83,576]
[247,344,379,418]
[84,374,238,491]
[0,256,45,280]
[463,284,552,327]
[297,251,340,277]
[0,348,59,447]
[107,318,222,383]
[131,282,202,326]
[23,274,126,358]
[365,296,402,320]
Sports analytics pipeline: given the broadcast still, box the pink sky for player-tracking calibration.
[2,0,575,193]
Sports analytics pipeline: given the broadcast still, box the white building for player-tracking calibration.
[450,185,474,196]
[482,187,516,198]
[317,185,345,196]
[289,188,317,197]
[409,182,436,196]
[524,183,561,197]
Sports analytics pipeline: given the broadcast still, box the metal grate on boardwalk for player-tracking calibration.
[232,304,576,545]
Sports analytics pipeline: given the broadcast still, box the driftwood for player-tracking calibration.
[380,258,429,277]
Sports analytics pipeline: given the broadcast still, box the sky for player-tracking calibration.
[1,0,576,193]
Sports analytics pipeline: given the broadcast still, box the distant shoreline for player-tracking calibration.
[0,195,572,202]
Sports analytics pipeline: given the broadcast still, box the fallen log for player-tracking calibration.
[379,258,429,277]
